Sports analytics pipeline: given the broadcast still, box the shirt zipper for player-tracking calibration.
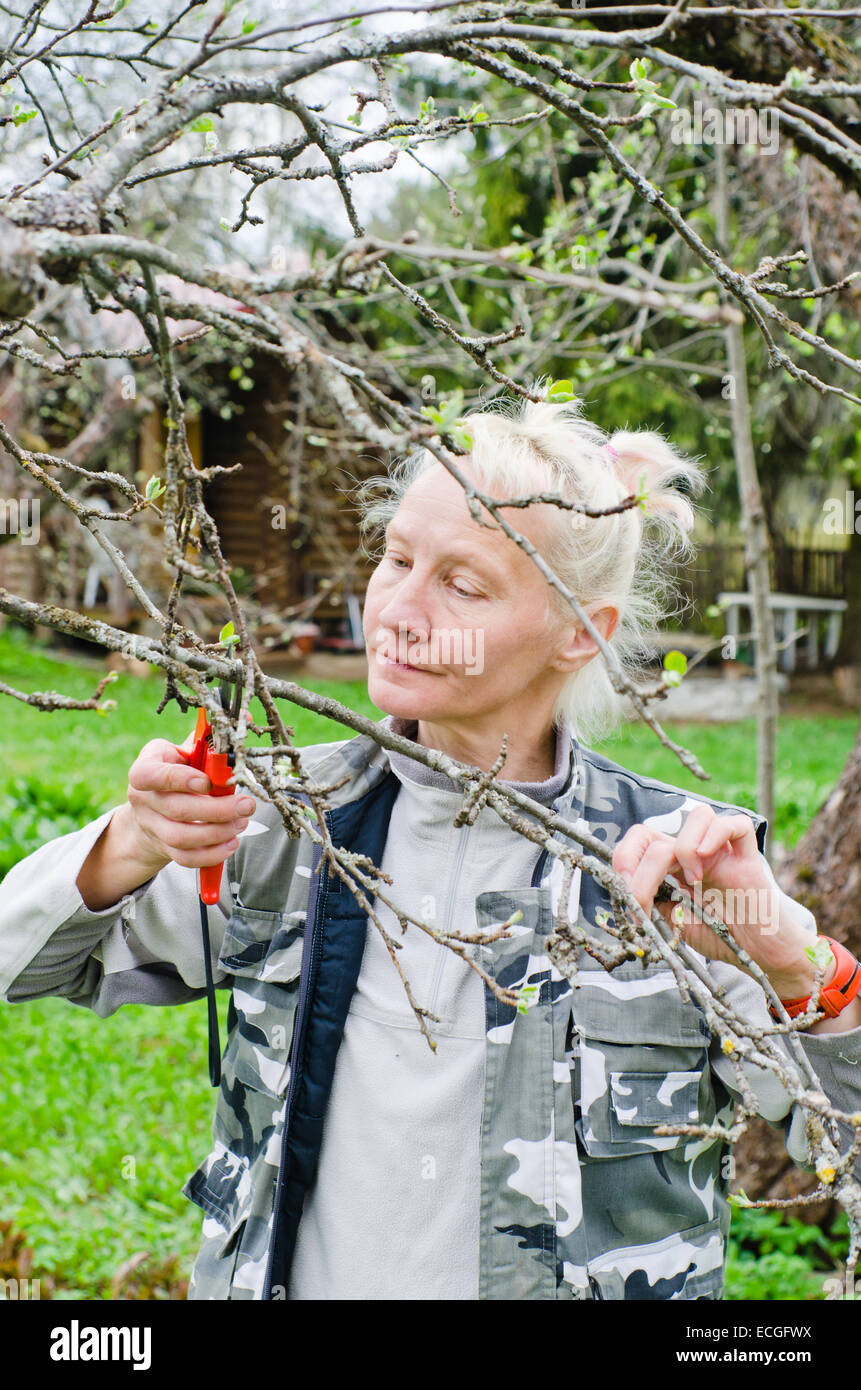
[426,821,471,1017]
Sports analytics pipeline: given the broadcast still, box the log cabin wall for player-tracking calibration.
[201,366,298,610]
[200,360,384,630]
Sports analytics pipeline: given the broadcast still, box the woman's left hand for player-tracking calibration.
[611,802,819,999]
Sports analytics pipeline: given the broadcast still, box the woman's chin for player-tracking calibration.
[368,684,425,719]
[368,670,444,721]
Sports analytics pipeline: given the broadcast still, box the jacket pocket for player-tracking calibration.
[586,1217,725,1300]
[571,966,714,1157]
[184,1144,263,1300]
[183,1142,253,1259]
[218,904,305,982]
[218,904,305,1099]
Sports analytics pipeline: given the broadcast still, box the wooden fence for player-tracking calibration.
[672,541,847,625]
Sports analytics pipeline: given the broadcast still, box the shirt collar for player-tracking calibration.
[378,714,576,808]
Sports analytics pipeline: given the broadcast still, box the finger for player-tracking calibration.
[130,750,212,796]
[138,737,191,764]
[695,812,759,863]
[138,806,247,853]
[624,836,680,914]
[670,802,715,886]
[168,838,241,870]
[131,789,256,825]
[612,824,663,882]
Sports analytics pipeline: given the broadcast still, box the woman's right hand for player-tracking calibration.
[124,736,257,871]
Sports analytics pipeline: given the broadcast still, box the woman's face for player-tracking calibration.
[363,460,596,734]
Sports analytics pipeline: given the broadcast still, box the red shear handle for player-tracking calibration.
[176,709,236,905]
[199,746,234,904]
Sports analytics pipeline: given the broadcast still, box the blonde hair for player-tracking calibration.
[356,390,706,743]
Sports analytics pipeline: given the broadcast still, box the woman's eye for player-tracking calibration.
[382,553,478,597]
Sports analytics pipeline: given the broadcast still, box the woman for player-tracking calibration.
[2,394,859,1301]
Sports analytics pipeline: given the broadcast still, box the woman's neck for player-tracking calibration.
[413,717,559,782]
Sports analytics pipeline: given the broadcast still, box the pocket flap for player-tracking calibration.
[218,904,304,982]
[183,1144,253,1255]
[572,969,708,1046]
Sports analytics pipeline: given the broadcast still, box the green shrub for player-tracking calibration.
[726,1207,849,1300]
[0,776,110,879]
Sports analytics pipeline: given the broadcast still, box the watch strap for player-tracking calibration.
[769,936,861,1021]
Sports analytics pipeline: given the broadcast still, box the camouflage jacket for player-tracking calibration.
[3,720,861,1300]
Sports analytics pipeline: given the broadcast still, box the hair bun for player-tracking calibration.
[603,431,704,533]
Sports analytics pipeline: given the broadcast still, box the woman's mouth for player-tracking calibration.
[380,656,423,671]
[375,653,433,673]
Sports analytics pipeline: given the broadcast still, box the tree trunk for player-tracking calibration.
[716,134,779,839]
[733,724,861,1217]
[837,523,861,668]
[781,723,861,952]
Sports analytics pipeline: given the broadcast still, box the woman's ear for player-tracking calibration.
[553,604,619,672]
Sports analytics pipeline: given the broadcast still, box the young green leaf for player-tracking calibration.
[728,1188,754,1208]
[548,379,575,402]
[516,983,538,1016]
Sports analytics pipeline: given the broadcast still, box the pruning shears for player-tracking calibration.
[175,672,243,1087]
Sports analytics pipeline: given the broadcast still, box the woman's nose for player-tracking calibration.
[375,574,431,639]
[375,611,431,645]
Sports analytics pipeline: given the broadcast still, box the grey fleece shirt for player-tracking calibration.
[287,716,572,1301]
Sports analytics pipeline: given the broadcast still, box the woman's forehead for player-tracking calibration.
[396,465,485,521]
[395,460,557,549]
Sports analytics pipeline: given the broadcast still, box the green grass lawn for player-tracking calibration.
[0,624,857,1298]
[595,716,859,853]
[0,623,381,809]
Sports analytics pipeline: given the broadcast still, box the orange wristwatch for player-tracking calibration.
[769,935,861,1021]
